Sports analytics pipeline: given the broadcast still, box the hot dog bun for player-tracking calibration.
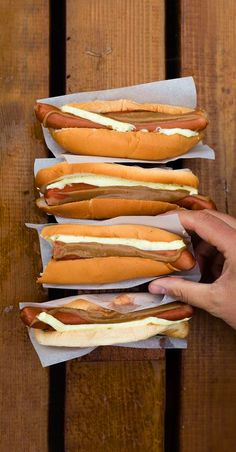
[37,252,195,285]
[50,127,202,160]
[34,316,189,347]
[40,223,185,242]
[35,162,199,190]
[36,197,179,219]
[65,99,195,114]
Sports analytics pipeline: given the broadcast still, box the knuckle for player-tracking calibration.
[170,285,190,304]
[206,283,222,315]
[194,209,214,224]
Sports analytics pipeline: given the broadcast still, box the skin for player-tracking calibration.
[149,209,236,330]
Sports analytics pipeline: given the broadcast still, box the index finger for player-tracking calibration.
[178,210,236,255]
[203,209,236,230]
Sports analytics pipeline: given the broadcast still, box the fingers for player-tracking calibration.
[178,210,236,255]
[203,210,236,230]
[149,277,215,312]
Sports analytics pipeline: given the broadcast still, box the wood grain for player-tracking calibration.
[65,1,165,450]
[65,360,165,452]
[0,1,49,450]
[180,1,236,451]
[67,0,165,91]
[80,346,164,361]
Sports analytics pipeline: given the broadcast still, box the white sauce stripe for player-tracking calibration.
[44,235,185,251]
[156,127,199,137]
[37,311,190,332]
[60,106,198,137]
[61,105,135,132]
[46,173,198,195]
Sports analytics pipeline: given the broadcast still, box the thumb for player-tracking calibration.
[148,277,213,312]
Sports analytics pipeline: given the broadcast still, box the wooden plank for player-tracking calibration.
[67,0,165,91]
[65,1,165,450]
[180,1,236,451]
[65,360,165,452]
[80,346,164,361]
[0,1,49,451]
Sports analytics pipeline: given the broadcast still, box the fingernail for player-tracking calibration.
[149,284,167,294]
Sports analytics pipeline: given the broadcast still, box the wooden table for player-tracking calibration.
[1,1,236,451]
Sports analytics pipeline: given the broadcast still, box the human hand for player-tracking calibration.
[149,210,236,329]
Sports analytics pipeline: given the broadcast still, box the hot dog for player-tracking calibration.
[35,99,208,160]
[38,223,196,285]
[176,194,216,210]
[35,162,215,219]
[20,298,193,346]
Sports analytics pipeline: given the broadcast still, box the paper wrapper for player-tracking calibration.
[37,77,215,163]
[26,212,201,290]
[20,293,188,367]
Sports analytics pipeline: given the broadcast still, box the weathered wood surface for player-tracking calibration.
[65,1,166,450]
[0,1,49,451]
[2,1,236,451]
[80,346,164,361]
[180,1,236,451]
[65,360,165,452]
[67,0,165,91]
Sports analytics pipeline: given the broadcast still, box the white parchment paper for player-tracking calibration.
[34,157,64,175]
[20,293,188,367]
[26,213,201,290]
[20,292,175,314]
[37,77,215,162]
